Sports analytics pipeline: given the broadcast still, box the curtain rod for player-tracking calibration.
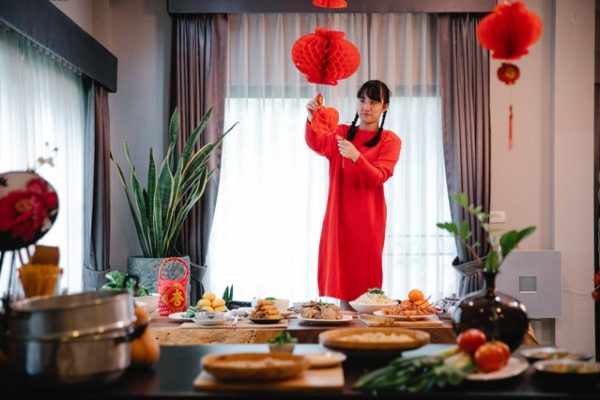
[168,0,496,14]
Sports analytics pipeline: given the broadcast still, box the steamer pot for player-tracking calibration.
[2,290,140,386]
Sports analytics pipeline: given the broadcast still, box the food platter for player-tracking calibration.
[202,352,309,381]
[304,352,347,368]
[298,315,353,325]
[373,311,437,320]
[520,346,592,363]
[319,327,430,351]
[168,312,194,321]
[466,357,528,381]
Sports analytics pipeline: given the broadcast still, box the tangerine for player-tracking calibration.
[408,289,425,302]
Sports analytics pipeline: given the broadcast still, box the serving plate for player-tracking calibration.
[168,312,194,321]
[298,315,353,325]
[348,301,397,314]
[248,317,283,324]
[373,311,437,320]
[304,352,347,368]
[319,327,430,351]
[467,357,528,381]
[202,352,309,381]
[520,346,592,363]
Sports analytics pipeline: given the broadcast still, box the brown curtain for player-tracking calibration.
[83,84,111,290]
[439,14,491,296]
[174,14,228,303]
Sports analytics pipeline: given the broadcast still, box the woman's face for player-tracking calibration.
[357,95,388,126]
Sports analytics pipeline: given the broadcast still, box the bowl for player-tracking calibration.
[268,343,295,353]
[348,301,397,314]
[520,346,592,364]
[533,359,600,388]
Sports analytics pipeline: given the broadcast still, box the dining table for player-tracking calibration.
[1,343,597,399]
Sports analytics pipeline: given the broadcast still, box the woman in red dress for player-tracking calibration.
[305,80,402,309]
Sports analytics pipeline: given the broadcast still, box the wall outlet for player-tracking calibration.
[489,210,506,224]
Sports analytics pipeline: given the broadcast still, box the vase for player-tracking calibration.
[452,271,528,352]
[127,256,191,297]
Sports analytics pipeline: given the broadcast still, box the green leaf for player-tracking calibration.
[459,221,471,240]
[451,192,469,208]
[484,250,500,273]
[436,222,458,236]
[499,226,536,258]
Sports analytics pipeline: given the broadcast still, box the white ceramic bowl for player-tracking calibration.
[348,301,397,314]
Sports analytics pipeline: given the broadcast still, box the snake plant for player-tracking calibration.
[111,107,236,258]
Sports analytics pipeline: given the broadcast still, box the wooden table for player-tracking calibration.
[1,344,595,399]
[149,314,539,346]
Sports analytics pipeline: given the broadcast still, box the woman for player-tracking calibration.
[305,80,402,308]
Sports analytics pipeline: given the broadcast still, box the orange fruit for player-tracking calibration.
[408,289,425,302]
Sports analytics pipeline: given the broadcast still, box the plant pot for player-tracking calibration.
[452,271,528,352]
[127,256,191,296]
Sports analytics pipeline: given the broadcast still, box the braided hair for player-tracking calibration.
[346,80,391,147]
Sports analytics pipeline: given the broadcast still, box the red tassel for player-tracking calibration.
[508,104,513,150]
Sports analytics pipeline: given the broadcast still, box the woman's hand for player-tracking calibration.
[336,135,360,162]
[306,93,321,122]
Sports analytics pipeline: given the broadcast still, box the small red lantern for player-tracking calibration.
[477,1,542,150]
[291,27,360,86]
[312,107,340,136]
[313,0,348,9]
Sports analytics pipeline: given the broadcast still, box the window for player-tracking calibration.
[206,13,456,302]
[0,28,87,295]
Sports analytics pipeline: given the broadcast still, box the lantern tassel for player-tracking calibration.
[508,104,513,150]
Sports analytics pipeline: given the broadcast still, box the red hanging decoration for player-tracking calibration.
[291,27,360,86]
[313,0,348,9]
[476,1,542,150]
[311,94,340,136]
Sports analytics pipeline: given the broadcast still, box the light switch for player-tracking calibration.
[489,211,506,224]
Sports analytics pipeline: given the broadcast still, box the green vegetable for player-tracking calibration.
[265,296,276,300]
[367,288,384,295]
[354,347,475,393]
[184,306,197,318]
[222,285,234,303]
[268,332,297,345]
[101,271,150,297]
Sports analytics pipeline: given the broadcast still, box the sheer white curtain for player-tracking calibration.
[207,13,456,302]
[0,28,86,294]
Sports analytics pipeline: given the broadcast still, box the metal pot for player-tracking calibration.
[2,290,139,386]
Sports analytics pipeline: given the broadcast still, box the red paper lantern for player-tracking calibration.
[477,1,542,61]
[312,107,340,136]
[313,0,348,9]
[497,62,520,85]
[291,27,360,86]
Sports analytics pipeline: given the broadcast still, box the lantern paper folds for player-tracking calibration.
[477,1,542,60]
[292,27,360,86]
[311,107,340,136]
[313,0,348,9]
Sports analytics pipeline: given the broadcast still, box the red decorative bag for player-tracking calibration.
[157,257,189,316]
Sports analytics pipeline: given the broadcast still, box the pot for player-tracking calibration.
[2,290,140,387]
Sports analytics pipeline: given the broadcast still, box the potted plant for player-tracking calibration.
[111,108,236,294]
[437,192,536,351]
[268,332,297,353]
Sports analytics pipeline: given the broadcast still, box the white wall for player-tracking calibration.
[491,0,595,354]
[55,0,597,354]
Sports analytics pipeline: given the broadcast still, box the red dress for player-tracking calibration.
[306,121,402,301]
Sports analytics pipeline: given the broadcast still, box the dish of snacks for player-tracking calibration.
[319,327,430,351]
[248,298,283,323]
[376,289,439,320]
[300,301,344,320]
[202,352,309,381]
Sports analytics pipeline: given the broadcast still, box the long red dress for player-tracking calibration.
[306,121,402,301]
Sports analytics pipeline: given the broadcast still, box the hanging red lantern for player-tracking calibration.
[313,0,348,9]
[291,27,360,86]
[477,0,542,150]
[311,94,339,136]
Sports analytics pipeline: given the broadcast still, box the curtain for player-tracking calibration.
[206,13,456,302]
[439,14,491,296]
[82,84,111,290]
[174,15,228,303]
[0,27,87,294]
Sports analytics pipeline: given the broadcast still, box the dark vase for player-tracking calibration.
[452,271,528,352]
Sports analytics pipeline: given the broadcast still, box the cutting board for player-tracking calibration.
[179,318,289,330]
[358,314,444,328]
[194,367,344,391]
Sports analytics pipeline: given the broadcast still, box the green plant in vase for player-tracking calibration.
[111,108,237,293]
[437,193,536,351]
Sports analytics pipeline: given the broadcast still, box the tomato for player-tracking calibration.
[474,341,511,373]
[457,328,487,355]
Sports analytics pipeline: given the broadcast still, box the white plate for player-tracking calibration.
[168,312,194,321]
[298,315,353,325]
[192,318,229,326]
[305,352,347,368]
[373,310,437,320]
[348,301,397,314]
[467,357,529,381]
